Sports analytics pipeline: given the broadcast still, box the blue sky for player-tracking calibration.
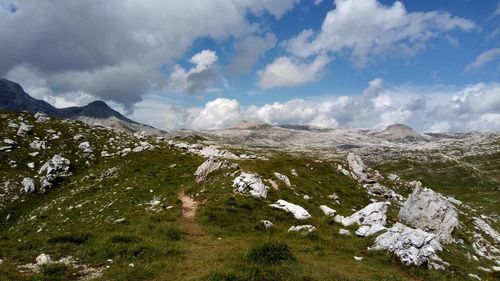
[1,0,499,132]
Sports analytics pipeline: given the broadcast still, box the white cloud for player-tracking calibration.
[258,55,331,89]
[494,3,500,18]
[0,0,301,108]
[465,48,500,72]
[285,0,477,66]
[127,80,500,133]
[169,50,220,95]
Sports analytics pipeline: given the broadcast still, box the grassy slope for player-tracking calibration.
[0,111,498,281]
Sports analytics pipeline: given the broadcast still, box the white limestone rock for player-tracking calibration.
[372,223,443,267]
[30,140,46,150]
[273,172,291,187]
[233,172,268,198]
[347,152,368,182]
[3,139,16,145]
[79,142,93,153]
[334,202,388,228]
[36,253,51,265]
[17,122,33,136]
[21,178,36,193]
[356,224,386,237]
[34,112,49,122]
[288,225,316,233]
[319,205,336,216]
[38,155,71,189]
[270,200,311,220]
[398,187,458,244]
[261,220,274,229]
[195,157,230,182]
[473,217,500,244]
[339,229,351,235]
[199,146,239,160]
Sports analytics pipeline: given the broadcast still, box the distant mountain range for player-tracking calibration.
[0,78,163,135]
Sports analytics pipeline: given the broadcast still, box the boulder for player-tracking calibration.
[194,157,229,182]
[273,172,291,187]
[233,172,268,198]
[319,205,336,216]
[21,178,36,193]
[34,112,49,122]
[3,139,16,145]
[398,187,458,244]
[371,223,443,268]
[199,146,239,159]
[17,122,32,136]
[38,155,71,188]
[339,229,351,235]
[347,152,368,182]
[334,202,388,237]
[30,140,46,150]
[79,142,93,153]
[288,225,316,233]
[270,200,311,220]
[473,217,500,243]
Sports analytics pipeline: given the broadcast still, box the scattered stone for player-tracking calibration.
[34,112,49,122]
[27,162,35,169]
[353,256,363,261]
[261,220,274,229]
[36,254,51,266]
[233,172,268,198]
[101,167,118,180]
[303,195,311,200]
[319,205,336,216]
[146,197,163,213]
[38,155,71,189]
[0,145,12,152]
[337,164,350,176]
[328,193,340,204]
[334,202,388,237]
[17,122,33,136]
[133,141,153,152]
[274,172,291,187]
[356,224,386,237]
[29,152,39,157]
[3,139,16,145]
[398,187,458,244]
[339,229,351,235]
[371,223,443,268]
[30,140,46,150]
[8,122,18,128]
[291,169,298,176]
[79,142,93,153]
[363,182,403,201]
[347,152,368,182]
[101,151,112,157]
[21,178,36,193]
[73,134,85,141]
[199,146,239,159]
[288,225,316,233]
[468,274,481,280]
[270,200,311,220]
[114,218,126,224]
[473,217,500,243]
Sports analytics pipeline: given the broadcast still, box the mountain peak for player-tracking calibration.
[375,123,426,142]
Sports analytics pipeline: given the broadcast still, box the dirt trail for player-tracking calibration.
[179,192,198,220]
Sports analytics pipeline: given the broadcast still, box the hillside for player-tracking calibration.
[0,110,498,281]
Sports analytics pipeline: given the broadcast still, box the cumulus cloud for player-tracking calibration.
[258,55,331,89]
[169,50,219,95]
[465,48,500,72]
[0,0,301,109]
[129,79,500,133]
[285,0,477,66]
[229,33,277,75]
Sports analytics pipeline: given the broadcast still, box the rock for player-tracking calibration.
[328,193,340,203]
[468,274,481,280]
[79,142,93,153]
[273,172,291,187]
[356,224,386,237]
[199,146,239,159]
[398,187,458,244]
[371,223,443,267]
[347,152,368,182]
[363,183,403,201]
[337,164,350,176]
[101,167,118,180]
[195,157,230,182]
[17,122,32,136]
[353,256,363,261]
[27,162,35,169]
[334,202,388,227]
[114,218,126,224]
[21,178,36,193]
[339,229,351,235]
[473,217,500,243]
[30,140,46,150]
[101,151,112,157]
[38,155,71,188]
[233,172,268,198]
[291,169,298,176]
[288,225,316,233]
[261,220,274,229]
[8,122,18,128]
[73,134,85,141]
[34,112,49,122]
[36,253,51,265]
[270,200,311,220]
[0,145,12,152]
[319,205,336,216]
[3,139,16,145]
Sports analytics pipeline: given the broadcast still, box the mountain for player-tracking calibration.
[373,123,427,142]
[0,78,163,135]
[229,120,270,130]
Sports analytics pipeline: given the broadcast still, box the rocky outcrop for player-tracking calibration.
[199,146,239,159]
[38,155,71,190]
[30,140,46,150]
[473,217,500,244]
[398,187,458,244]
[270,200,311,220]
[372,223,443,268]
[334,202,388,237]
[233,172,268,198]
[17,122,32,136]
[79,142,93,153]
[194,157,234,182]
[347,152,368,182]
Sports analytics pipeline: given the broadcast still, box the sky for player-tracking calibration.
[1,0,499,132]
